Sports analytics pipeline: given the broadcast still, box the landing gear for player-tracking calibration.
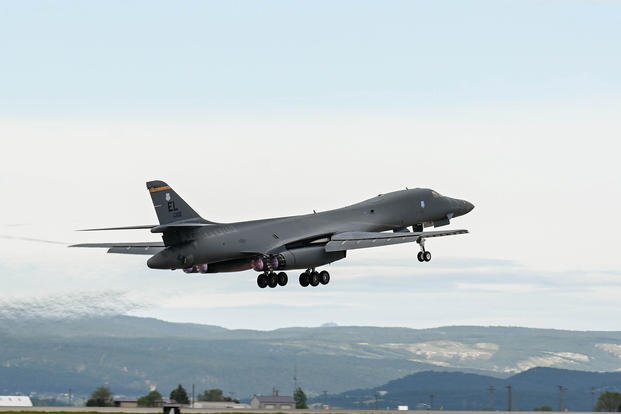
[417,238,432,262]
[267,272,278,288]
[309,271,320,287]
[257,271,288,288]
[255,254,291,288]
[257,273,268,288]
[299,269,330,287]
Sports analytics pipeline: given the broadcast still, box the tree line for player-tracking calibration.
[88,385,619,410]
[86,385,241,407]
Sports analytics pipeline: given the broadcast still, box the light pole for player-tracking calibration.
[506,385,513,412]
[488,386,495,411]
[558,385,567,412]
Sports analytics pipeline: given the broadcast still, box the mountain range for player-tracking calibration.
[1,315,621,402]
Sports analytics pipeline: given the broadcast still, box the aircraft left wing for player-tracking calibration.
[70,242,165,255]
[325,229,468,252]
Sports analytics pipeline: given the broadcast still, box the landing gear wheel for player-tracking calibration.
[257,274,268,289]
[299,272,310,287]
[268,272,278,288]
[310,271,320,287]
[423,251,431,262]
[417,251,424,262]
[319,270,330,285]
[277,272,288,286]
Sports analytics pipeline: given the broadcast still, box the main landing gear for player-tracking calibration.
[417,238,432,262]
[257,271,288,289]
[299,269,330,287]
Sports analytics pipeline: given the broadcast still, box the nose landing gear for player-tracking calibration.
[417,238,432,262]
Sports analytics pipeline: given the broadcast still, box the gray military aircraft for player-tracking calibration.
[72,181,474,288]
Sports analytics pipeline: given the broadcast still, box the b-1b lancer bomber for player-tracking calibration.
[72,181,474,288]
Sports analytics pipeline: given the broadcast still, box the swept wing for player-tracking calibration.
[70,242,165,255]
[325,229,468,252]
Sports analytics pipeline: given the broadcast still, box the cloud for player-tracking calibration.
[0,290,147,320]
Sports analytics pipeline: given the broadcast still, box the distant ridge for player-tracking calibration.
[318,367,621,411]
[1,315,621,399]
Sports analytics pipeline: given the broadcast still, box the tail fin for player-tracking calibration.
[146,180,202,224]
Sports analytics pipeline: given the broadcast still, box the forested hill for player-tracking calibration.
[1,315,621,399]
[317,367,621,411]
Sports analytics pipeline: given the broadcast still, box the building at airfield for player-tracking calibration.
[250,394,296,410]
[0,396,33,407]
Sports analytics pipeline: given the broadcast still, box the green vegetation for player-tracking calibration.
[197,388,239,403]
[595,391,621,412]
[137,390,163,407]
[534,405,553,411]
[294,386,308,409]
[85,386,113,407]
[170,384,189,404]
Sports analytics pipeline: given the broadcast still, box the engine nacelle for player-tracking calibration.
[182,263,209,274]
[276,246,345,270]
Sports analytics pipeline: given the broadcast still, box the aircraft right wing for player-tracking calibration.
[70,242,165,255]
[325,229,468,252]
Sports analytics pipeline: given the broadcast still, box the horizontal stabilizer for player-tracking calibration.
[325,229,468,252]
[150,220,214,233]
[77,225,156,231]
[70,242,165,255]
[78,220,215,234]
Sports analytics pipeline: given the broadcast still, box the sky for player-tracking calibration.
[1,0,620,330]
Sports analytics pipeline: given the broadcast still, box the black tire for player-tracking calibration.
[319,270,330,285]
[424,251,431,262]
[417,251,424,262]
[310,271,320,287]
[299,272,310,287]
[268,272,278,288]
[277,272,288,286]
[257,274,268,289]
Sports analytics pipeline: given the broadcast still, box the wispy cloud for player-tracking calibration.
[0,290,147,320]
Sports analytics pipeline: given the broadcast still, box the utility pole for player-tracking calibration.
[488,386,496,411]
[68,389,72,406]
[558,385,567,412]
[506,385,513,412]
[192,384,195,408]
[591,387,596,411]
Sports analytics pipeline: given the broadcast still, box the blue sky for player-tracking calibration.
[1,1,620,330]
[2,1,619,114]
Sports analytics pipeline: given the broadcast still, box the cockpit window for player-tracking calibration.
[431,190,442,198]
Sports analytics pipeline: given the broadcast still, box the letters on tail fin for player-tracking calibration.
[146,180,202,225]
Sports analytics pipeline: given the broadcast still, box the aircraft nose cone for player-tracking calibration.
[452,198,474,217]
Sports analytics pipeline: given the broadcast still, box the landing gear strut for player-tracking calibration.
[417,238,431,262]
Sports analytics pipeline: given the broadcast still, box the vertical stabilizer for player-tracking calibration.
[146,180,202,224]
